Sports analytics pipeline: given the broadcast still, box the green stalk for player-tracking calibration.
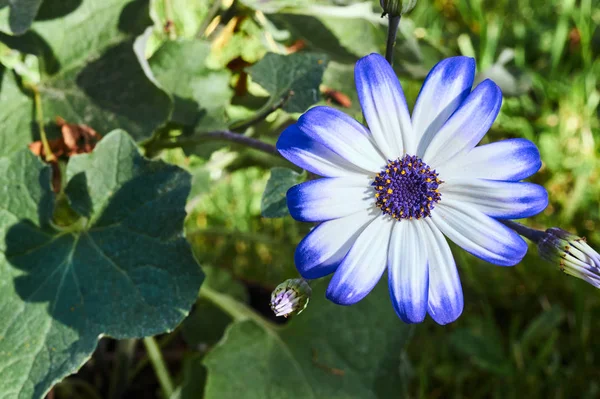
[143,337,175,398]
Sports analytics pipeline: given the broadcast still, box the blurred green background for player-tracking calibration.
[38,0,599,397]
[177,0,600,397]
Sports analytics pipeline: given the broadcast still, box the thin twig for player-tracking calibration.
[385,15,401,65]
[155,130,280,156]
[230,94,291,132]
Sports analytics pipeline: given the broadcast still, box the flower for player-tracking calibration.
[538,228,600,288]
[270,278,312,317]
[380,0,417,17]
[277,54,548,325]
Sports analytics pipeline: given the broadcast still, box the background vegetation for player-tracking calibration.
[0,0,598,398]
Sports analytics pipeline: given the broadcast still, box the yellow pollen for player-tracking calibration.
[383,198,387,202]
[386,179,391,183]
[386,169,390,173]
[421,169,425,173]
[426,178,431,182]
[387,188,393,194]
[393,167,397,172]
[378,186,383,190]
[401,170,406,175]
[375,193,380,198]
[427,196,432,201]
[408,163,412,167]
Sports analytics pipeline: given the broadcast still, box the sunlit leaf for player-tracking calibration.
[0,130,203,398]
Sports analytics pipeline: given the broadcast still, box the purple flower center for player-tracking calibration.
[372,154,442,220]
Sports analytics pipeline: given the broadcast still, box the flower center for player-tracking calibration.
[372,155,442,220]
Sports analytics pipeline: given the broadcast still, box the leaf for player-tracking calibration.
[261,167,304,218]
[202,281,414,398]
[0,130,203,398]
[0,67,34,157]
[150,0,210,39]
[248,52,329,114]
[0,0,44,35]
[0,0,171,145]
[519,306,565,350]
[149,39,233,130]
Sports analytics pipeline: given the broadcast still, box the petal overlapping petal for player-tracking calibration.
[413,56,476,157]
[287,176,373,222]
[432,199,528,266]
[438,138,542,181]
[355,53,414,157]
[423,79,503,168]
[277,105,385,177]
[277,124,367,177]
[423,219,463,325]
[388,221,429,323]
[326,215,393,305]
[441,178,548,219]
[295,209,377,279]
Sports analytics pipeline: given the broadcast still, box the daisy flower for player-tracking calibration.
[277,54,548,324]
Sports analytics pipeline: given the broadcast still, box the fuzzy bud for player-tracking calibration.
[270,278,312,318]
[538,227,600,288]
[380,0,417,17]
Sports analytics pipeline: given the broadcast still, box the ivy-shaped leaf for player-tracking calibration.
[261,167,304,218]
[202,281,413,398]
[0,130,203,398]
[0,0,171,147]
[149,39,233,130]
[248,52,329,114]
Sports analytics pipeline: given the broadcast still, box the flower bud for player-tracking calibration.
[538,227,600,288]
[380,0,417,17]
[270,278,312,318]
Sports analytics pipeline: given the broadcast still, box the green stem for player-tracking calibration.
[197,0,222,38]
[199,285,281,332]
[143,337,175,398]
[385,15,401,66]
[32,86,56,162]
[108,339,137,399]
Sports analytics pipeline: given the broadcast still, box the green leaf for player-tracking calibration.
[0,67,34,157]
[261,167,304,218]
[0,0,44,35]
[248,52,329,114]
[150,0,210,39]
[149,39,233,130]
[203,281,414,398]
[0,0,171,144]
[0,130,203,398]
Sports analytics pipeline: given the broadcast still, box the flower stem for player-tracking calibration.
[199,285,281,332]
[151,130,280,156]
[32,86,56,162]
[229,94,290,132]
[143,337,174,398]
[501,220,546,244]
[385,15,401,65]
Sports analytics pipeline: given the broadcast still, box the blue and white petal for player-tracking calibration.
[287,176,373,222]
[277,124,367,177]
[438,138,542,181]
[295,209,377,279]
[423,79,503,168]
[326,215,393,305]
[355,53,414,157]
[388,221,429,323]
[440,178,549,219]
[295,106,386,172]
[277,105,386,177]
[431,199,528,266]
[413,57,476,157]
[423,219,463,325]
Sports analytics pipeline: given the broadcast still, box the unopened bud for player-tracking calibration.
[380,0,417,17]
[538,228,600,288]
[270,278,311,318]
